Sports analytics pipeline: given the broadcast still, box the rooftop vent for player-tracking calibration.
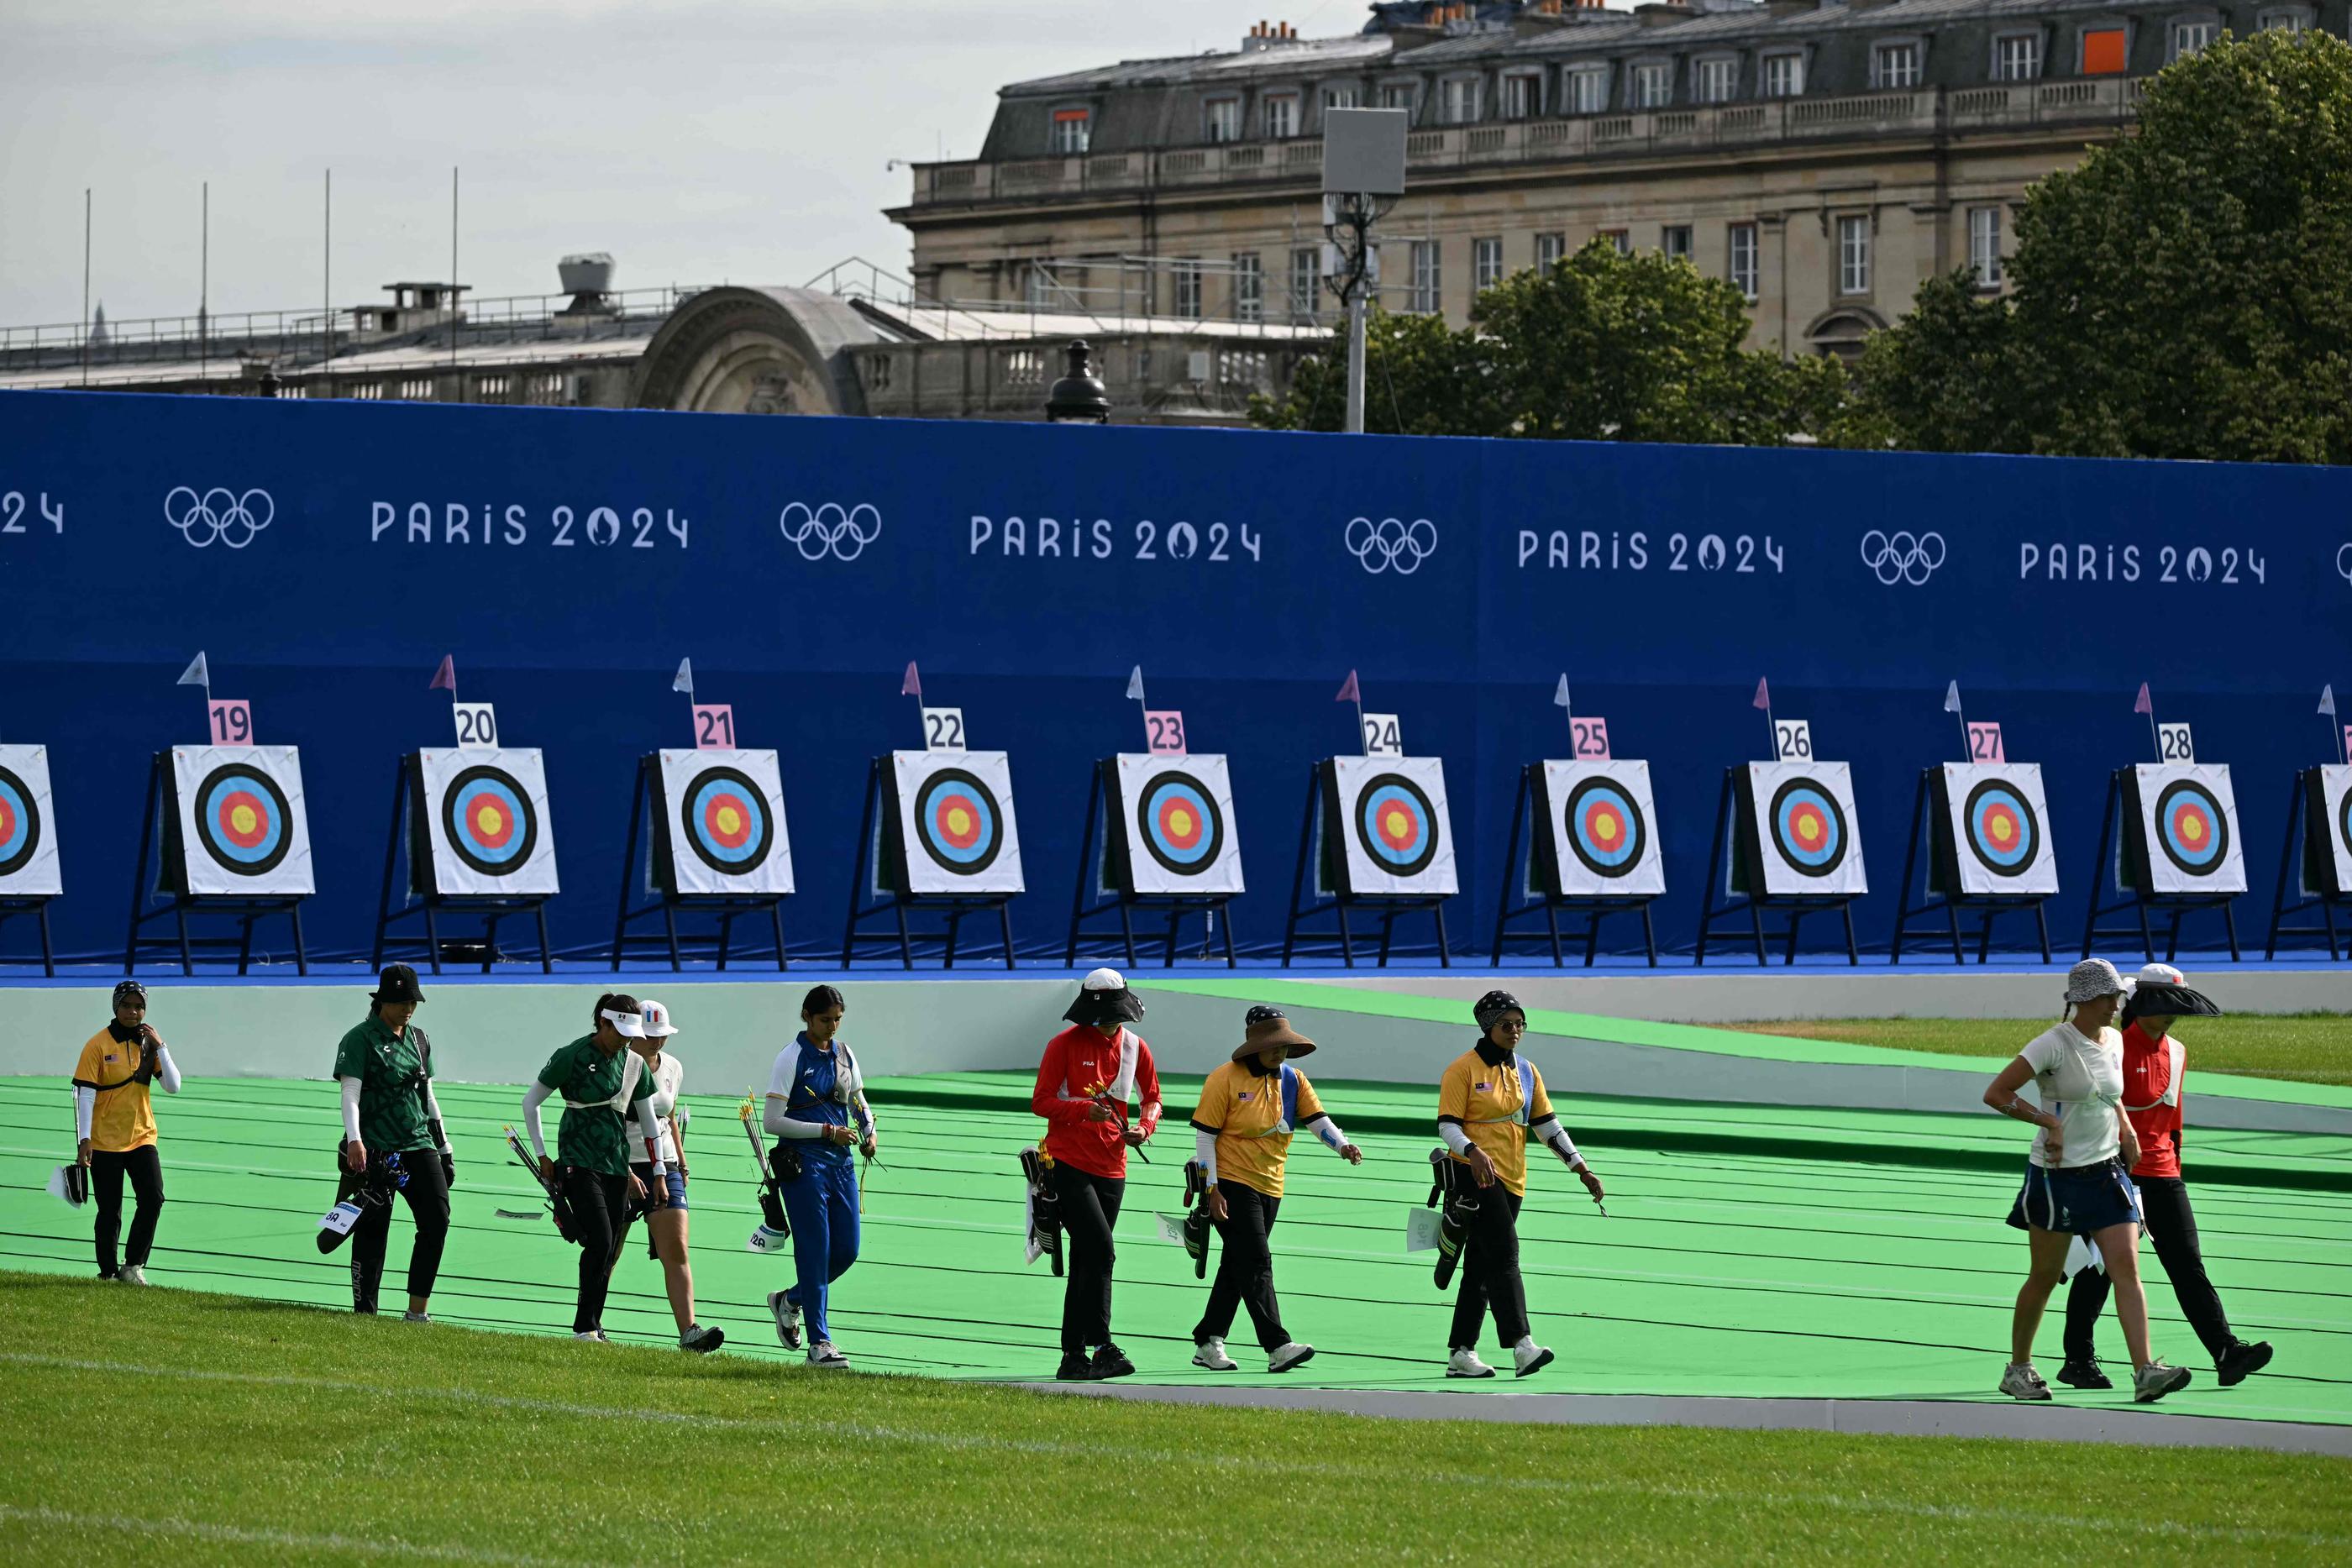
[559,252,617,315]
[1241,19,1301,50]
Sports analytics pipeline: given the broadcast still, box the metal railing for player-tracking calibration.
[807,255,1348,343]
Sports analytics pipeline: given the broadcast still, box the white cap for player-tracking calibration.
[1082,967,1126,992]
[598,1006,647,1038]
[636,999,678,1037]
[2130,962,2185,994]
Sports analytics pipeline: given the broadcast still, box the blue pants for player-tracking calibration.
[781,1155,860,1344]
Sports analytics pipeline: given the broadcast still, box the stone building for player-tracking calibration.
[894,0,2337,358]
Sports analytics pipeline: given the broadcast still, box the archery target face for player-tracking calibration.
[2132,763,2244,894]
[891,749,1024,894]
[2320,765,2352,897]
[1745,760,1866,896]
[1940,762,2058,896]
[1112,753,1243,895]
[1540,760,1664,896]
[417,748,559,896]
[656,749,794,895]
[0,745,62,895]
[170,746,315,896]
[1331,755,1458,897]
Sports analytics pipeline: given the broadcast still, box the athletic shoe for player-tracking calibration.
[2216,1340,2274,1387]
[1192,1337,1239,1371]
[1512,1338,1556,1378]
[1999,1363,2052,1401]
[768,1289,803,1350]
[680,1324,724,1355]
[1089,1343,1137,1380]
[117,1264,149,1287]
[1268,1342,1316,1375]
[2055,1357,2112,1390]
[574,1330,607,1342]
[1056,1351,1095,1382]
[806,1341,850,1369]
[401,1311,432,1324]
[2134,1361,2192,1403]
[1446,1349,1497,1379]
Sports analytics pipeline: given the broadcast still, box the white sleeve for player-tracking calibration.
[75,1085,95,1141]
[764,1045,823,1140]
[1194,1126,1219,1184]
[2019,1030,2061,1075]
[154,1046,181,1095]
[1438,1122,1473,1157]
[1304,1112,1348,1153]
[522,1080,554,1161]
[339,1077,364,1143]
[420,1080,448,1148]
[633,1097,667,1174]
[1530,1114,1583,1168]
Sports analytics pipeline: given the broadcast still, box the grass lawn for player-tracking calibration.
[1730,1015,2352,1088]
[1,1275,2346,1566]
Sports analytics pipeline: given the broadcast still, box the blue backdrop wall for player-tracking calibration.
[2,390,2344,965]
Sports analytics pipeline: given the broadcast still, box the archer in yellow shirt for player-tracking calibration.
[70,980,182,1283]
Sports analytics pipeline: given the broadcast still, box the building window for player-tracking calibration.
[1438,76,1481,124]
[1599,228,1631,256]
[1872,42,1921,89]
[1410,239,1441,313]
[1837,214,1871,296]
[2082,27,2128,74]
[399,377,434,401]
[1994,34,2043,81]
[1233,253,1263,323]
[1693,58,1736,103]
[1473,237,1504,291]
[1263,93,1299,139]
[476,375,509,399]
[2169,19,2218,60]
[1662,225,1693,262]
[1761,53,1804,98]
[1969,207,2003,289]
[1026,264,1056,308]
[1381,81,1418,114]
[1052,108,1091,155]
[1499,72,1541,119]
[1630,63,1672,108]
[1205,97,1241,143]
[1322,84,1362,112]
[1289,246,1321,319]
[1174,260,1202,319]
[1566,67,1609,114]
[1536,233,1567,270]
[2258,9,2311,32]
[1728,223,1759,299]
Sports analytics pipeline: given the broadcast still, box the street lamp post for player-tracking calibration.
[1044,338,1110,424]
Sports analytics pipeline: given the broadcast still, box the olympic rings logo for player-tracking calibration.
[1345,516,1438,575]
[778,501,881,563]
[164,486,275,549]
[1859,528,1945,586]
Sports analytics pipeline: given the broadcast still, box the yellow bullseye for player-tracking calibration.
[1168,808,1194,836]
[1991,817,2014,845]
[1797,814,1822,845]
[716,805,743,836]
[2183,816,2205,843]
[476,805,506,836]
[1594,815,1620,845]
[947,806,973,836]
[1383,808,1410,839]
[229,804,259,836]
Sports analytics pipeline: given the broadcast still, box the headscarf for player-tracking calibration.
[1473,989,1525,1033]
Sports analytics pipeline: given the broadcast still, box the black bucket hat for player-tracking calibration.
[2123,962,2220,1025]
[1063,966,1145,1027]
[370,963,425,1005]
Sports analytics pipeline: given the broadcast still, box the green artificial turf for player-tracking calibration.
[1733,1015,2352,1088]
[3,1274,2348,1566]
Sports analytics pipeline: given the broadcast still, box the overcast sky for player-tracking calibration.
[0,0,1363,327]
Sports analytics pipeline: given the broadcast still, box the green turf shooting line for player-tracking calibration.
[4,1072,2346,1431]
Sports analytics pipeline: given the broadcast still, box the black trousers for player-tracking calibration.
[91,1146,165,1277]
[2064,1175,2236,1365]
[1195,1182,1289,1352]
[1451,1188,1530,1350]
[349,1151,450,1314]
[563,1167,630,1335]
[1053,1164,1124,1356]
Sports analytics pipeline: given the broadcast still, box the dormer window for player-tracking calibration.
[1439,76,1482,124]
[1993,33,2043,81]
[1499,71,1542,119]
[1630,63,1672,108]
[1264,92,1300,139]
[1565,66,1609,113]
[2082,26,2127,74]
[1205,97,1242,143]
[1051,108,1091,155]
[1693,57,1737,104]
[2170,16,2219,60]
[1872,41,1921,89]
[1761,52,1804,98]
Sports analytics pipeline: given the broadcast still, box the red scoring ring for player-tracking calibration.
[463,790,516,849]
[1154,795,1204,850]
[0,798,15,842]
[701,792,753,849]
[215,788,272,849]
[2168,801,2211,846]
[932,792,983,849]
[1580,800,1625,847]
[1377,803,1422,852]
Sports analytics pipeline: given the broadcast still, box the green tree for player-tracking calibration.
[1252,240,1843,443]
[1842,31,2352,462]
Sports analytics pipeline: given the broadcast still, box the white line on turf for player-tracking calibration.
[2,1352,2344,1549]
[0,1503,582,1566]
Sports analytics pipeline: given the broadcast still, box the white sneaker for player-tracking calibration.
[1512,1337,1556,1378]
[806,1340,849,1368]
[1446,1348,1497,1379]
[1193,1337,1239,1371]
[117,1264,150,1287]
[401,1311,431,1324]
[1268,1342,1316,1375]
[2000,1362,2053,1401]
[574,1330,606,1342]
[769,1289,803,1350]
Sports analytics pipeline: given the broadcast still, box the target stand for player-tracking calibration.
[1695,767,1860,968]
[1281,761,1452,968]
[371,753,554,975]
[840,756,1016,970]
[1490,764,1657,968]
[123,752,310,975]
[0,898,56,975]
[610,754,790,972]
[1064,758,1237,969]
[1889,768,2053,963]
[2264,768,2351,961]
[2079,768,2241,962]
